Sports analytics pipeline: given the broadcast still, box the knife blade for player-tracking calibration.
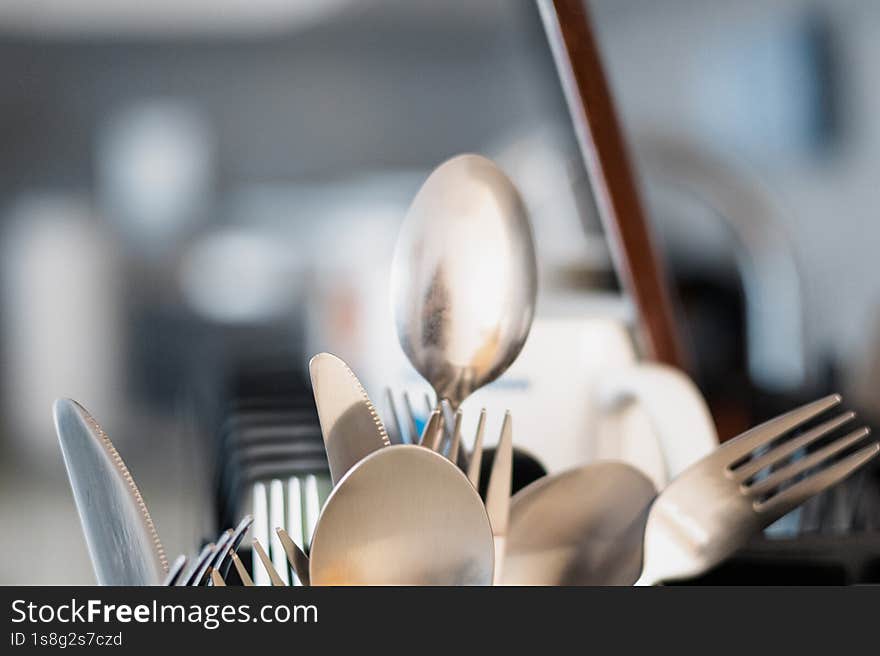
[309,353,390,485]
[53,398,168,585]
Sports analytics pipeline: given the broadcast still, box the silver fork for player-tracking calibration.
[635,394,879,585]
[163,515,254,586]
[385,388,485,474]
[384,388,432,445]
[415,402,489,492]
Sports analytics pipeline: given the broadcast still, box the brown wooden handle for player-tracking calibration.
[539,0,689,371]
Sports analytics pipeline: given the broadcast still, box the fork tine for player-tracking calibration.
[431,411,446,452]
[193,541,222,586]
[439,399,456,450]
[178,543,214,586]
[731,412,856,482]
[418,408,436,446]
[218,515,253,578]
[276,527,310,586]
[747,427,871,497]
[722,394,842,461]
[424,393,434,417]
[402,392,419,444]
[467,409,487,488]
[755,441,879,518]
[162,555,187,586]
[485,411,513,584]
[447,410,463,463]
[210,568,226,587]
[230,550,255,586]
[385,387,412,444]
[207,529,234,574]
[177,546,207,586]
[252,538,286,586]
[384,388,404,444]
[419,409,443,450]
[485,412,513,536]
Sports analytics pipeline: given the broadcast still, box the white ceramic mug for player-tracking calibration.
[388,315,717,489]
[594,362,718,489]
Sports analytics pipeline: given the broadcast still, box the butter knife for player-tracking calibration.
[309,353,390,485]
[53,398,168,585]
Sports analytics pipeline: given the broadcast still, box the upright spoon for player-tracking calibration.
[309,444,494,585]
[390,154,538,412]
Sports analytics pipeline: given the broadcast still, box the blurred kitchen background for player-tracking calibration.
[3,0,880,583]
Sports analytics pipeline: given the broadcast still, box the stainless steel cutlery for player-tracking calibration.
[53,154,880,588]
[236,359,516,586]
[635,394,878,585]
[231,551,254,586]
[53,399,168,586]
[250,474,326,585]
[162,515,254,586]
[503,462,657,585]
[384,388,432,445]
[308,444,495,585]
[162,555,188,586]
[252,539,285,586]
[276,527,310,585]
[485,412,513,583]
[310,352,390,485]
[390,153,538,412]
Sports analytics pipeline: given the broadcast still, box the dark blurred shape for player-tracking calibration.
[673,270,751,441]
[804,9,842,154]
[478,447,547,499]
[675,533,880,585]
[205,360,327,530]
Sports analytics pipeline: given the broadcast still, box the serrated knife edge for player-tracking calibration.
[337,358,390,447]
[77,406,169,574]
[309,353,391,485]
[53,398,169,585]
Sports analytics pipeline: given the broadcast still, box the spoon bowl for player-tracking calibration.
[502,461,656,585]
[309,444,494,585]
[390,154,538,409]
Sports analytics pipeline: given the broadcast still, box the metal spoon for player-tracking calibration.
[390,154,538,411]
[501,461,657,585]
[309,444,494,585]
